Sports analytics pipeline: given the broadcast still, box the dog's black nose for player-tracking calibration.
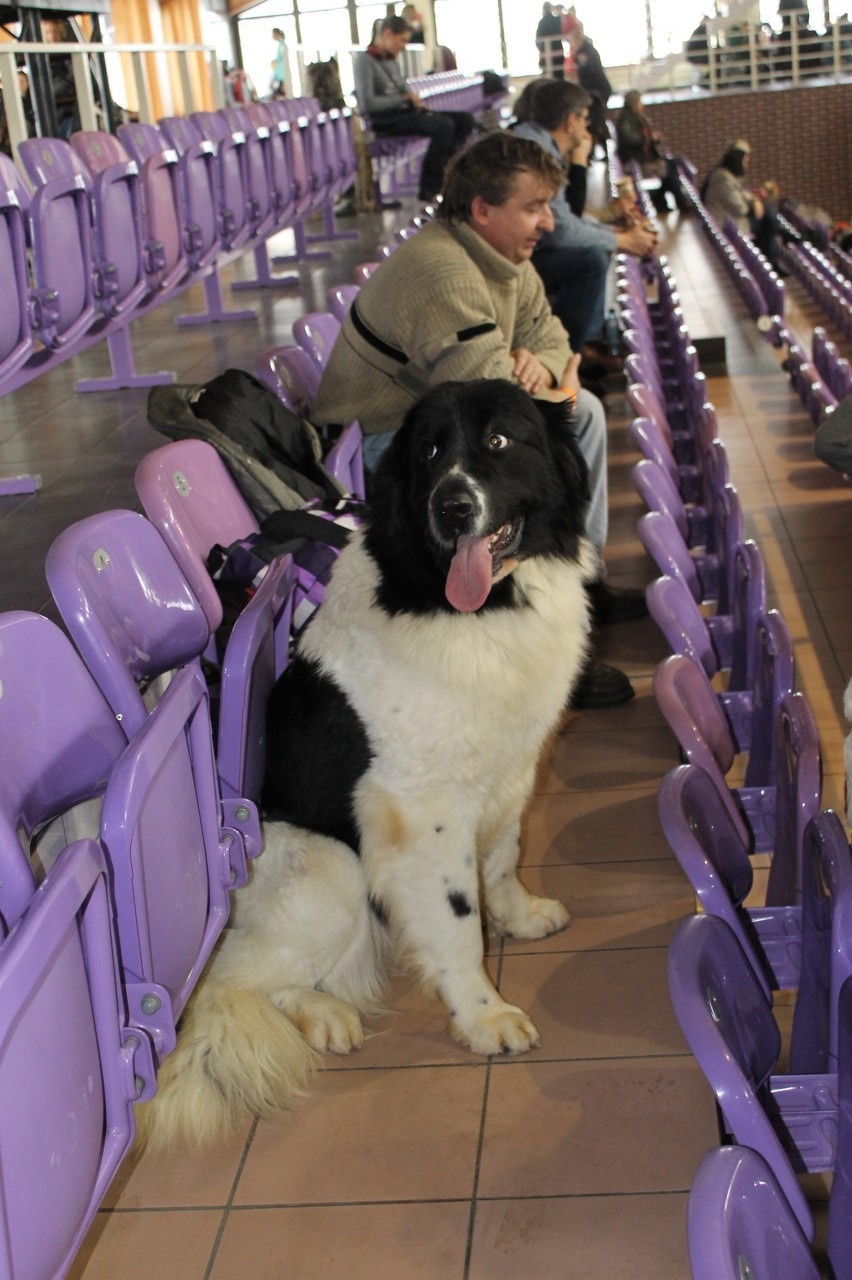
[437,494,475,522]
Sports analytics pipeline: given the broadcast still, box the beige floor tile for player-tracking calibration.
[68,1209,221,1280]
[234,1065,485,1206]
[101,1123,252,1210]
[477,1057,718,1198]
[497,946,687,1060]
[502,860,694,954]
[468,1193,691,1280]
[521,784,672,867]
[537,724,681,794]
[209,1202,471,1280]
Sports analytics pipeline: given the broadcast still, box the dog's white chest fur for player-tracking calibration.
[300,531,593,793]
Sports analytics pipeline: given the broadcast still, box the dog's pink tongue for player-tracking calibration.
[445,534,493,612]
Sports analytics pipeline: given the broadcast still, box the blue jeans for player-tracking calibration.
[531,244,610,349]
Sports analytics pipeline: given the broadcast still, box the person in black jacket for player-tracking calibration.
[565,21,611,156]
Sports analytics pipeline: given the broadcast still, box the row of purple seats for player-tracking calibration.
[0,95,360,496]
[812,324,852,401]
[0,427,307,1274]
[780,235,852,340]
[624,229,852,1277]
[676,168,778,330]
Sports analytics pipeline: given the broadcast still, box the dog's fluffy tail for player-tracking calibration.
[134,978,318,1152]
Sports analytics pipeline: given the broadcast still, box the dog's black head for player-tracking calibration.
[365,380,589,615]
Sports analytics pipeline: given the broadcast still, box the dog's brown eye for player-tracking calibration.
[488,433,509,451]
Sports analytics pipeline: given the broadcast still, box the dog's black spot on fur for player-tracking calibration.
[435,825,444,833]
[479,997,489,1005]
[369,895,389,927]
[263,657,372,853]
[448,891,473,918]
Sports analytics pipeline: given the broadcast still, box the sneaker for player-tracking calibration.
[586,580,649,625]
[570,659,635,709]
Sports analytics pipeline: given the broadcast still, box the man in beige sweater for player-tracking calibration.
[313,130,646,706]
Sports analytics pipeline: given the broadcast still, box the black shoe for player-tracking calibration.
[570,659,635,709]
[587,580,650,625]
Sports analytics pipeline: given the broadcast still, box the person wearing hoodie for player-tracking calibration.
[514,79,656,362]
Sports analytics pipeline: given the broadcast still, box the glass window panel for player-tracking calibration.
[237,13,298,99]
[433,0,503,71]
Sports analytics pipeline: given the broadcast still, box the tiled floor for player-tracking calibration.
[2,189,849,1279]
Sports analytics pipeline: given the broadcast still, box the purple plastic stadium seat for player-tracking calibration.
[0,148,96,354]
[687,1146,820,1280]
[327,282,360,322]
[46,508,294,829]
[255,342,322,415]
[20,135,148,323]
[292,310,341,370]
[323,420,366,500]
[0,611,236,1059]
[667,913,826,1241]
[0,835,155,1280]
[134,439,260,633]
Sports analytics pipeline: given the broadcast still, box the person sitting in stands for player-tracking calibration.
[814,392,852,477]
[615,89,690,215]
[353,15,475,202]
[312,131,648,709]
[513,80,657,371]
[701,139,784,271]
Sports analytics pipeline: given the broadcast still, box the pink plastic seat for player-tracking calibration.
[134,439,259,632]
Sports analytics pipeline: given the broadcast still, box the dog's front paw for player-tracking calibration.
[501,895,571,940]
[286,992,365,1055]
[450,1003,540,1056]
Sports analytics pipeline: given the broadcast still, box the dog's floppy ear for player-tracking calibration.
[535,396,591,508]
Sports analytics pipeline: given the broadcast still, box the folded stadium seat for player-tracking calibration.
[659,763,849,1043]
[657,666,819,909]
[119,119,255,328]
[686,1146,821,1280]
[0,826,155,1280]
[637,486,742,612]
[72,129,187,297]
[667,911,847,1251]
[19,133,179,395]
[46,507,295,823]
[0,166,34,398]
[256,342,322,416]
[133,438,260,634]
[0,610,237,1059]
[0,149,97,357]
[632,444,731,552]
[646,546,769,693]
[327,282,360,322]
[353,260,381,284]
[254,345,364,499]
[292,310,341,370]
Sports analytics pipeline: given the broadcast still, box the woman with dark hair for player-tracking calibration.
[702,139,783,270]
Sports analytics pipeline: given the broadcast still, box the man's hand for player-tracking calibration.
[511,348,552,395]
[538,352,581,403]
[408,91,427,111]
[750,195,765,220]
[570,132,593,167]
[615,223,657,259]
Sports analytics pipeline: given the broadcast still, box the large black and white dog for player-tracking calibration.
[138,380,594,1148]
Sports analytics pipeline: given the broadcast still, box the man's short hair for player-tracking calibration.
[438,131,563,222]
[528,80,591,131]
[381,15,413,36]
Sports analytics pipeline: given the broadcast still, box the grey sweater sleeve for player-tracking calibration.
[353,51,410,116]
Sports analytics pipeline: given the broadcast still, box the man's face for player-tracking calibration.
[568,107,590,149]
[470,170,556,264]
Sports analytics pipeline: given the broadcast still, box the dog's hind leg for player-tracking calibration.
[357,786,540,1057]
[479,773,571,941]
